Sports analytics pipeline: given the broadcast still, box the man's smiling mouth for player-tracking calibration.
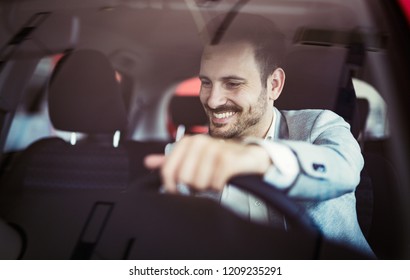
[213,111,237,119]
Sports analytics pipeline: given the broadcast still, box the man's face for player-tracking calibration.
[199,41,272,139]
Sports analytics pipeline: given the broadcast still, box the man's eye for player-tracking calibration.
[201,81,212,88]
[225,82,241,89]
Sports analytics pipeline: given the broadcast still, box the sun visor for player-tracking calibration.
[6,12,79,59]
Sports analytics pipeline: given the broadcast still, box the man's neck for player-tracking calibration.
[263,107,276,140]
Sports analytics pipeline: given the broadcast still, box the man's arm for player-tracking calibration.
[259,110,364,200]
[144,135,271,193]
[144,110,363,200]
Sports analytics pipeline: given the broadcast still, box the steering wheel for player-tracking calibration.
[132,171,374,259]
[135,170,321,239]
[228,174,319,234]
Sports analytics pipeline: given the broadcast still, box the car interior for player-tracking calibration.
[0,0,409,260]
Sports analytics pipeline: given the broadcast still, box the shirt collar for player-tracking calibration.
[264,107,276,141]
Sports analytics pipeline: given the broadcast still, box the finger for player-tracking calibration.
[211,144,271,189]
[212,145,234,190]
[191,139,221,190]
[144,154,165,170]
[161,136,193,193]
[178,136,213,189]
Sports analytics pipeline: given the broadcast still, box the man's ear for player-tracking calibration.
[268,67,285,101]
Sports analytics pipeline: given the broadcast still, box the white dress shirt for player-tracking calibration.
[220,108,299,224]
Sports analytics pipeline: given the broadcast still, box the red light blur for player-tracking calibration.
[398,0,410,25]
[175,77,201,96]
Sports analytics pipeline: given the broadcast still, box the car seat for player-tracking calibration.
[278,43,405,259]
[0,49,169,259]
[359,153,406,259]
[0,50,131,192]
[1,49,167,191]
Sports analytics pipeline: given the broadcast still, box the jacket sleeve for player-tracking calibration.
[265,110,364,201]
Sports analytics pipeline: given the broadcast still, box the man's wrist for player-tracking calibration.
[242,137,300,190]
[245,144,272,174]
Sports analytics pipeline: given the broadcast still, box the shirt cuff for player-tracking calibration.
[243,138,300,190]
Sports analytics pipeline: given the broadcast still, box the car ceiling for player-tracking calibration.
[0,0,384,100]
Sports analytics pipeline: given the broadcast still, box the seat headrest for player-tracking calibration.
[277,45,347,110]
[277,45,367,139]
[169,96,208,127]
[48,49,127,134]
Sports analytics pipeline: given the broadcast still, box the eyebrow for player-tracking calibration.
[222,76,246,82]
[198,75,246,82]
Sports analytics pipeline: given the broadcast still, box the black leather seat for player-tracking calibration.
[277,45,369,139]
[1,50,130,192]
[358,152,405,259]
[2,49,166,191]
[168,95,208,139]
[277,45,404,259]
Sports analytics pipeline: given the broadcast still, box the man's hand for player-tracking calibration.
[144,134,271,193]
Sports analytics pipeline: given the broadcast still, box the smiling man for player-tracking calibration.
[145,14,373,256]
[199,41,279,139]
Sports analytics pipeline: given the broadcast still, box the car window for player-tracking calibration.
[353,78,389,140]
[0,0,409,266]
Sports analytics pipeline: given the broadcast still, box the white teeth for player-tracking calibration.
[213,111,235,119]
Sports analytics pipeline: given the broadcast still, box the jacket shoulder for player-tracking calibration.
[278,109,349,140]
[280,109,340,120]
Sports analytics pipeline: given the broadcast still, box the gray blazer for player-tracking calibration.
[221,107,374,256]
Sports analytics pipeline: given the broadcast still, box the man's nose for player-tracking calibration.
[207,86,227,109]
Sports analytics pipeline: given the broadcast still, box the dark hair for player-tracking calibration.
[201,13,286,87]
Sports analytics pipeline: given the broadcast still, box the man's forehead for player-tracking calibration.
[199,44,262,85]
[200,41,259,79]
